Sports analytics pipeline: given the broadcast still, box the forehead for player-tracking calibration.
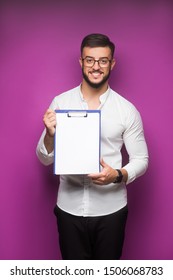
[82,46,111,58]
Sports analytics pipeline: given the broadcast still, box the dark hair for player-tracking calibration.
[81,33,115,58]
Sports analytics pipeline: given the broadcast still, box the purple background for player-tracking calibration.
[0,0,173,260]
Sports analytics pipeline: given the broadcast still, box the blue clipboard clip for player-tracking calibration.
[67,111,88,118]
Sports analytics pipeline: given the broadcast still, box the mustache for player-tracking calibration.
[89,70,103,74]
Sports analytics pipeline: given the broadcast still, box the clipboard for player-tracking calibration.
[54,110,101,175]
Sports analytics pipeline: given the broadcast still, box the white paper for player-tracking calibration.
[54,110,101,174]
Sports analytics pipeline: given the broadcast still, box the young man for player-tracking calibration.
[36,33,149,260]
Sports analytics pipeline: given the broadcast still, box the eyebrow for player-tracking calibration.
[85,56,110,59]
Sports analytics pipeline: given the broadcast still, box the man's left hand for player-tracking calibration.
[88,159,118,185]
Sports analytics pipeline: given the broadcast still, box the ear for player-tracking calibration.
[110,58,116,70]
[79,57,83,68]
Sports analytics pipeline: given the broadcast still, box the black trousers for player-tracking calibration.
[54,205,128,260]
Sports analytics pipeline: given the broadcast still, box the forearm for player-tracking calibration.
[123,156,149,184]
[44,132,54,154]
[36,129,54,166]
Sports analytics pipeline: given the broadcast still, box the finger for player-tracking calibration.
[43,113,54,122]
[92,180,104,185]
[88,173,102,179]
[46,108,55,114]
[47,117,55,123]
[44,111,56,119]
[47,108,56,114]
[47,115,56,122]
[100,158,107,168]
[47,112,56,119]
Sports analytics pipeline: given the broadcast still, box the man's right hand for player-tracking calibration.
[43,108,56,137]
[43,108,56,154]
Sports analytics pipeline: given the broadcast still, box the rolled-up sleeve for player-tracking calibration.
[36,97,58,166]
[122,107,149,184]
[36,129,54,166]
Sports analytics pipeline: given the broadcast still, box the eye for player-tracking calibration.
[86,58,94,64]
[100,58,108,65]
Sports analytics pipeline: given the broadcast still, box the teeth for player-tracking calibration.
[91,72,101,77]
[93,73,100,76]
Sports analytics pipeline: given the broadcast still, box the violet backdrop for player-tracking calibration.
[0,0,172,259]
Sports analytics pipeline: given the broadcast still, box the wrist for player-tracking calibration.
[44,132,54,154]
[113,169,123,183]
[46,128,55,138]
[113,168,128,184]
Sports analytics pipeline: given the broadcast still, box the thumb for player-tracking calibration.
[100,158,107,168]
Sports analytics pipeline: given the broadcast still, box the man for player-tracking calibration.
[36,33,149,260]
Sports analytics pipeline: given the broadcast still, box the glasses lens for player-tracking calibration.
[99,58,110,67]
[84,57,94,66]
[83,57,111,67]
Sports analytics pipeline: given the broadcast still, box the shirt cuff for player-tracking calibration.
[122,164,136,185]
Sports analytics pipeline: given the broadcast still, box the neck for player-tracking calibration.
[81,80,108,100]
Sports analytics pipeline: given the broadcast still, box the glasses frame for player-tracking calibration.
[82,56,112,68]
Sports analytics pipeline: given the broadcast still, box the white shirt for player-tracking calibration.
[36,85,148,216]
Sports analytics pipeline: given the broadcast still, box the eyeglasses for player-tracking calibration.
[82,57,112,68]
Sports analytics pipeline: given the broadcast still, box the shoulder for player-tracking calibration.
[49,85,80,109]
[54,85,80,102]
[109,88,138,113]
[109,88,142,127]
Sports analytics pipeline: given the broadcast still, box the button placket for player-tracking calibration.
[81,176,91,216]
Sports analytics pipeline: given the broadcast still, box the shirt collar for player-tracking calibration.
[99,86,110,104]
[79,84,110,105]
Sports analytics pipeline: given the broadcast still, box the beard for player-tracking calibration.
[82,68,111,89]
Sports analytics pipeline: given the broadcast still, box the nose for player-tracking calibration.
[93,60,100,70]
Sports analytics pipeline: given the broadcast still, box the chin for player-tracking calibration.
[82,70,110,89]
[84,76,109,89]
[91,82,104,89]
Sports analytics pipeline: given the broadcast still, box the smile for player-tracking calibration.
[89,71,103,79]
